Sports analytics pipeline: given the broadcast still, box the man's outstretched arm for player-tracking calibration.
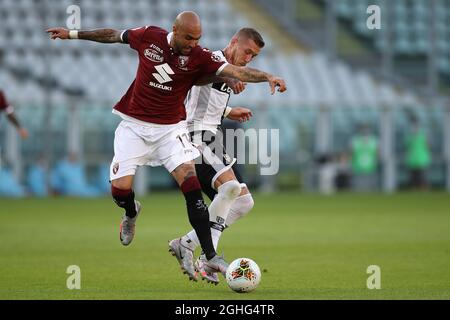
[46,28,123,43]
[219,64,287,95]
[6,113,28,139]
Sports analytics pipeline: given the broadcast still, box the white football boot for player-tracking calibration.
[203,254,229,277]
[168,238,198,281]
[194,254,220,285]
[119,200,141,246]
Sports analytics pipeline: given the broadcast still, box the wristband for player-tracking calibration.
[224,106,232,118]
[69,30,79,39]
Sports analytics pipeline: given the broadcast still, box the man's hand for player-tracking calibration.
[267,75,287,95]
[46,28,70,40]
[225,78,247,95]
[18,128,29,139]
[227,107,253,123]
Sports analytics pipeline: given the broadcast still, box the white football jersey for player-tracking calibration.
[185,50,232,134]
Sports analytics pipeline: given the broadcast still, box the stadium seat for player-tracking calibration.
[27,162,49,197]
[332,0,450,74]
[0,167,26,198]
[50,155,102,197]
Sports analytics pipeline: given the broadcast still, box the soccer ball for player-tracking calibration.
[225,258,261,293]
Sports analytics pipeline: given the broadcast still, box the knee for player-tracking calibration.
[217,180,241,199]
[172,162,196,186]
[236,193,254,216]
[111,177,133,191]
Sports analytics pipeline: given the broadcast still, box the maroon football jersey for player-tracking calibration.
[114,26,227,124]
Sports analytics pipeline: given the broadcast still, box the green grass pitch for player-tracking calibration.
[1,192,449,299]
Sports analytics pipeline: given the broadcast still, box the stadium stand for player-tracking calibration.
[334,0,450,74]
[0,0,447,193]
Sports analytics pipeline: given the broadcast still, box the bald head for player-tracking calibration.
[174,11,201,31]
[171,11,202,55]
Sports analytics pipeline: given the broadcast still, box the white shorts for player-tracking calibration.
[109,120,200,181]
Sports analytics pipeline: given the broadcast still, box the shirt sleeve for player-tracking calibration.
[199,48,228,76]
[0,91,15,114]
[121,26,148,50]
[0,91,9,111]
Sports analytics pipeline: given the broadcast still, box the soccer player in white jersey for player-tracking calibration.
[47,12,286,282]
[171,28,265,285]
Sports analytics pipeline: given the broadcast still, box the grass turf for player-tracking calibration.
[1,192,449,300]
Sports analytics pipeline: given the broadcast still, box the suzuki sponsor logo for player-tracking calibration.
[152,63,174,84]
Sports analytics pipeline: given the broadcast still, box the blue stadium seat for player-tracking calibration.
[0,167,26,198]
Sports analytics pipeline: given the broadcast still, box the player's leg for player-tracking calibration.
[162,126,229,278]
[199,169,254,279]
[182,130,246,281]
[110,121,148,246]
[111,175,142,246]
[193,162,254,285]
[156,126,218,279]
[170,161,217,260]
[184,169,241,253]
[209,171,242,245]
[223,186,254,226]
[194,168,255,282]
[169,161,221,280]
[111,175,136,218]
[183,130,241,251]
[224,167,255,228]
[183,168,240,284]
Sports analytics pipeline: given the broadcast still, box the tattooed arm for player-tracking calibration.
[219,64,287,95]
[195,75,247,94]
[46,28,123,43]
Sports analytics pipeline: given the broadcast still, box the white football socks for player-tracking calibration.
[224,193,254,227]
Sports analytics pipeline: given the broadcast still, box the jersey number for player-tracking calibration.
[152,63,174,84]
[176,133,191,148]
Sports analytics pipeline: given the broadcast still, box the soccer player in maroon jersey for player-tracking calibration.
[0,90,29,139]
[46,11,286,281]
